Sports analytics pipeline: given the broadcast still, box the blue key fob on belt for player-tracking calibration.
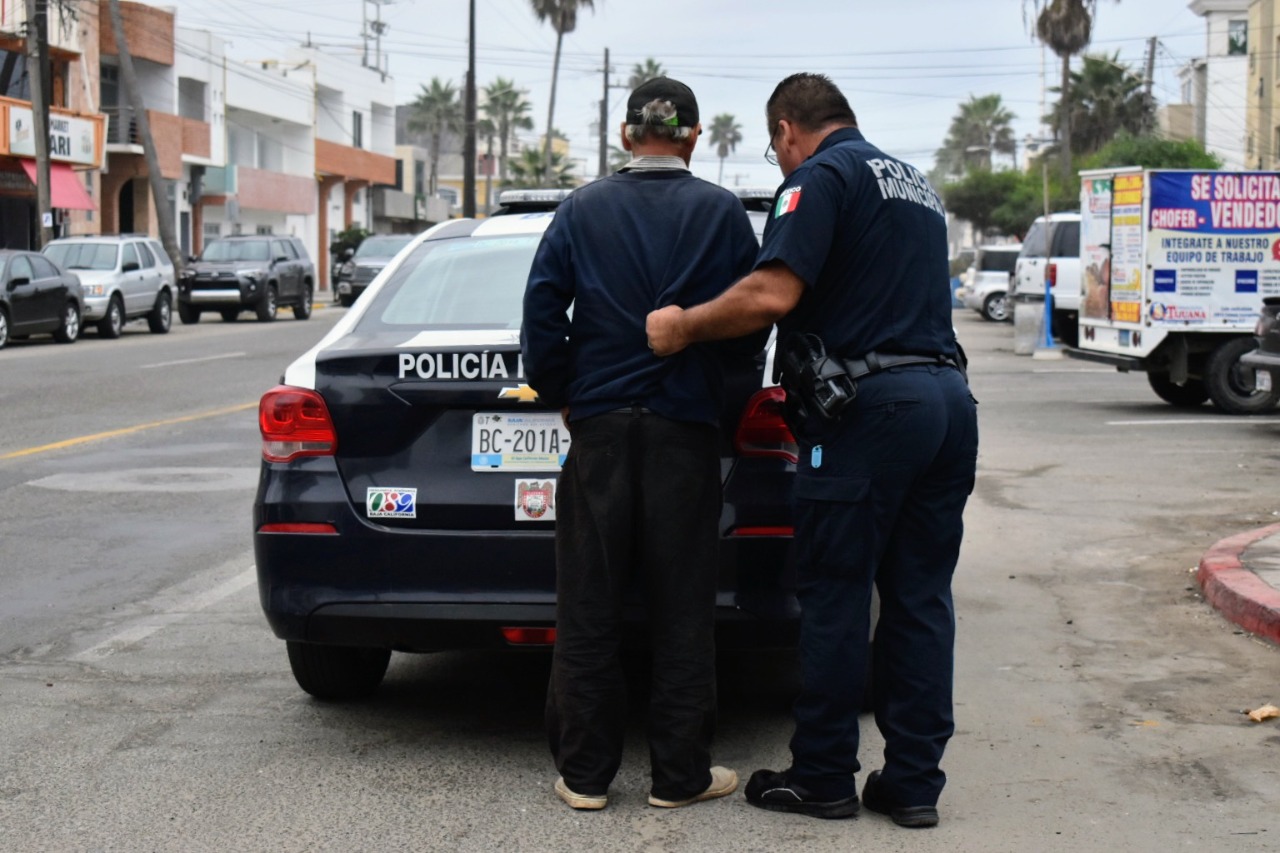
[811,444,823,469]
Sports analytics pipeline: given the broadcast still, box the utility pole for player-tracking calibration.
[24,0,52,247]
[597,49,627,180]
[462,0,476,217]
[361,0,393,73]
[1142,36,1158,134]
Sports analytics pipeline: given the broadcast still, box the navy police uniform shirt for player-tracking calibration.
[755,127,956,359]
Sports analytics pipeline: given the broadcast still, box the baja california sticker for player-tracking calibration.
[515,478,556,521]
[367,487,417,518]
[775,186,802,218]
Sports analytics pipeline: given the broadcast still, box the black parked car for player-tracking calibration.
[0,249,84,350]
[253,190,798,700]
[334,234,415,307]
[178,235,315,324]
[1241,296,1280,395]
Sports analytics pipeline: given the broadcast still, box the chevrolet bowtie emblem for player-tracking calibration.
[498,384,540,403]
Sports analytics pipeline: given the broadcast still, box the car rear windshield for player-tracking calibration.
[200,240,271,262]
[43,242,118,271]
[979,250,1019,273]
[355,235,414,259]
[356,235,541,331]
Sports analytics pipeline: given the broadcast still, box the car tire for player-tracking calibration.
[53,301,81,343]
[0,306,9,350]
[285,641,391,700]
[338,293,356,308]
[147,290,172,334]
[1147,372,1209,408]
[256,285,278,322]
[293,283,313,320]
[221,309,240,322]
[981,292,1009,323]
[97,295,124,339]
[1205,336,1280,414]
[178,302,201,325]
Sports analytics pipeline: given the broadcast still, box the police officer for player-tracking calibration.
[523,77,765,812]
[646,72,978,828]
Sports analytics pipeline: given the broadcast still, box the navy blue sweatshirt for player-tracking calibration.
[521,170,764,425]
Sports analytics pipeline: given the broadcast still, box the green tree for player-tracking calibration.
[1025,0,1115,181]
[1081,133,1222,170]
[407,78,463,197]
[943,168,1076,239]
[627,58,666,90]
[505,147,578,189]
[530,0,598,172]
[708,114,742,186]
[482,77,535,185]
[934,94,1017,178]
[1047,53,1153,158]
[941,169,1024,237]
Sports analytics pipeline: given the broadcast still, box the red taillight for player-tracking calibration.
[501,627,557,645]
[1046,262,1058,288]
[258,522,338,534]
[730,526,795,537]
[734,387,799,464]
[259,385,337,463]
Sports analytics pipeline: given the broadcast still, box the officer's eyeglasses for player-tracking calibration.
[765,124,779,166]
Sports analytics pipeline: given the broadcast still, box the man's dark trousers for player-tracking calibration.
[546,410,722,802]
[786,364,978,806]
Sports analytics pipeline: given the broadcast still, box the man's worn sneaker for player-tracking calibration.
[555,777,607,810]
[743,769,860,819]
[860,770,939,828]
[648,766,738,808]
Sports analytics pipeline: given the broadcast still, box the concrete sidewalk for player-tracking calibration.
[1197,522,1280,646]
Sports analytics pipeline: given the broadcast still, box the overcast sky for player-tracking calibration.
[159,0,1206,187]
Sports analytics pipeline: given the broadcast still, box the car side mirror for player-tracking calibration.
[341,248,355,260]
[122,261,140,272]
[188,255,198,264]
[275,256,289,264]
[8,276,29,288]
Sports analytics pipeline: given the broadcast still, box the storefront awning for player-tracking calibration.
[20,160,97,211]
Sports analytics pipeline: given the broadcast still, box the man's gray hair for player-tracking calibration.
[625,98,696,144]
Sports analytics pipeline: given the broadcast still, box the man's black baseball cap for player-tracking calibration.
[626,77,699,128]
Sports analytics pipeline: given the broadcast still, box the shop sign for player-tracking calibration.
[8,105,98,166]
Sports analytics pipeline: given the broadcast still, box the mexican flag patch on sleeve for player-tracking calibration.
[775,186,802,218]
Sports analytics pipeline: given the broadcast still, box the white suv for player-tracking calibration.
[42,235,175,338]
[958,244,1021,322]
[1012,212,1081,343]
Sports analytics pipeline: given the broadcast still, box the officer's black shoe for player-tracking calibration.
[743,769,860,819]
[860,770,939,828]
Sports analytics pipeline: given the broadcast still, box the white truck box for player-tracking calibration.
[1067,167,1280,414]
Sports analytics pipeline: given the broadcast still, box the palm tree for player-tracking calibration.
[1047,52,1152,158]
[1025,0,1107,182]
[934,94,1017,178]
[505,147,577,189]
[627,58,666,90]
[407,78,463,197]
[482,77,535,185]
[529,0,597,172]
[708,114,742,186]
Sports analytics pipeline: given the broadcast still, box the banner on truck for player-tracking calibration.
[1146,172,1280,327]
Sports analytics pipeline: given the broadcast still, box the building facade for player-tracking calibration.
[1247,0,1280,168]
[1172,0,1248,169]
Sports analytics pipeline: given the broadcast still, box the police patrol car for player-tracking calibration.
[254,189,799,700]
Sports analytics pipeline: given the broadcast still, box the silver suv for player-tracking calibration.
[42,234,174,337]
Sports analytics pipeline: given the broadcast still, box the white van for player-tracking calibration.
[1013,212,1081,343]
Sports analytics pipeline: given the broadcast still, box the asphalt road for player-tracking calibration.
[1,306,1278,851]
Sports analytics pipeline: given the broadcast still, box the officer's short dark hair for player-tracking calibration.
[766,73,857,137]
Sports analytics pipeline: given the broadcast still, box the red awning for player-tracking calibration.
[20,159,97,211]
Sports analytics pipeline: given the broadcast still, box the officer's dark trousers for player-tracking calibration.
[546,410,721,802]
[787,365,978,807]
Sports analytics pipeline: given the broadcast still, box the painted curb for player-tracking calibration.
[1197,522,1280,646]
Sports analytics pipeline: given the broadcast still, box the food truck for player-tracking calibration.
[1067,167,1280,413]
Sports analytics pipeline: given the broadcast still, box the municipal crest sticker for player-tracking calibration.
[367,487,417,518]
[515,478,556,521]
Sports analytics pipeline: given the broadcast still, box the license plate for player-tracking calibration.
[472,412,570,471]
[1257,369,1273,393]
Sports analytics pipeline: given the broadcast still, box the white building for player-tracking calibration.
[1170,0,1249,169]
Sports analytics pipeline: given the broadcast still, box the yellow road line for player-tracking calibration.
[0,402,258,460]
